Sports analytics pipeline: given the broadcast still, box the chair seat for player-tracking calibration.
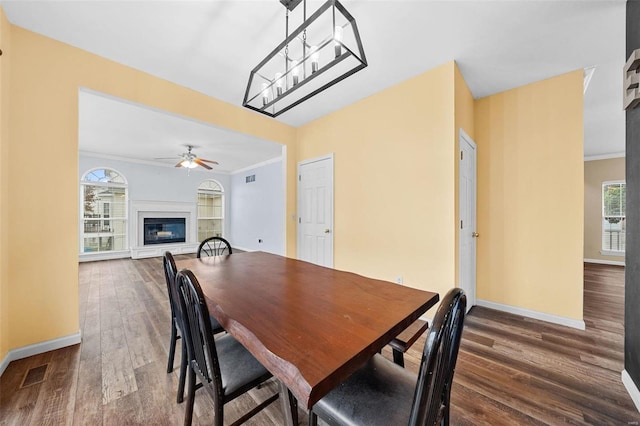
[313,354,415,426]
[216,334,273,401]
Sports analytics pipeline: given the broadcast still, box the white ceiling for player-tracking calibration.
[1,0,627,165]
[78,90,283,173]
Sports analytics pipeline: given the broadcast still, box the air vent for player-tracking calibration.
[246,174,256,183]
[21,364,48,388]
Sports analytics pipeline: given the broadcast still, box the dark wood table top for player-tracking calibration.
[176,251,439,409]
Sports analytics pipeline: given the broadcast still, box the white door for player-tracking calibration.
[459,130,477,312]
[297,155,334,267]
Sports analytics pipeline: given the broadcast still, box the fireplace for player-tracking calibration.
[143,218,186,245]
[130,200,198,259]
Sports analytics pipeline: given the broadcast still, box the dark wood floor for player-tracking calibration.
[1,259,638,425]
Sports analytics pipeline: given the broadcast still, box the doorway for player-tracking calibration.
[297,154,334,267]
[459,130,477,311]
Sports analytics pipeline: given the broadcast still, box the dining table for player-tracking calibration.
[176,251,439,425]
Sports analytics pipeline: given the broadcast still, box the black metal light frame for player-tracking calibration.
[243,0,367,118]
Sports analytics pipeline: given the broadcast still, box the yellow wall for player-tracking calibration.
[3,24,296,355]
[0,6,10,363]
[296,62,458,311]
[474,70,584,320]
[584,157,625,261]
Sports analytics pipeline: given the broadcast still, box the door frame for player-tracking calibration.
[458,129,477,310]
[296,153,335,265]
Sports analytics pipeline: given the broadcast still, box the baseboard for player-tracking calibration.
[584,258,625,267]
[476,299,586,330]
[79,250,130,263]
[232,246,256,253]
[0,331,82,377]
[623,370,640,413]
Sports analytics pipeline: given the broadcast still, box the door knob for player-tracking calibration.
[324,229,331,234]
[472,232,479,238]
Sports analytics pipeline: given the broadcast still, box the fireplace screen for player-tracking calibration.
[144,218,186,245]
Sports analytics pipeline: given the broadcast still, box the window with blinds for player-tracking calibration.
[602,181,626,253]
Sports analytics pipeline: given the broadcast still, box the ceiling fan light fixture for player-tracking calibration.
[243,0,367,118]
[181,159,198,169]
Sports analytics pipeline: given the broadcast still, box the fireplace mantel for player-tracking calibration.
[130,200,199,259]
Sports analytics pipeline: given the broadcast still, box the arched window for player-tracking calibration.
[80,168,128,254]
[197,180,224,242]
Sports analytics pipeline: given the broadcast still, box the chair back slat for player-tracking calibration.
[197,236,233,258]
[176,269,225,401]
[409,288,466,426]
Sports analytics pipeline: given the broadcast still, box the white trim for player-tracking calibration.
[232,246,257,253]
[80,149,281,177]
[476,299,586,330]
[584,152,625,161]
[231,156,283,175]
[79,250,130,262]
[0,331,82,377]
[584,258,626,266]
[79,150,232,174]
[622,370,640,413]
[583,66,596,94]
[599,250,625,258]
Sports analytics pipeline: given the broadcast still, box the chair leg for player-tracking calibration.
[177,339,188,404]
[167,319,178,373]
[184,367,196,426]
[392,348,405,367]
[309,409,318,426]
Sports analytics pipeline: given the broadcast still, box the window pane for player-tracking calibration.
[83,168,126,184]
[81,168,128,254]
[602,182,626,252]
[603,184,622,216]
[198,219,223,241]
[197,180,224,241]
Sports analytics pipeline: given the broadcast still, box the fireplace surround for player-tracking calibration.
[130,200,198,259]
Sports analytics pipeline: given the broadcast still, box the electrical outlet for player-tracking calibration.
[396,276,403,285]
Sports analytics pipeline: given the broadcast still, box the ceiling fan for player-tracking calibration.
[157,145,219,170]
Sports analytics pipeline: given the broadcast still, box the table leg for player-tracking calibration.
[278,380,298,426]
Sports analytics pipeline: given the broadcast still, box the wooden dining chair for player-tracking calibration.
[197,236,232,258]
[309,288,466,426]
[175,269,280,426]
[162,252,224,404]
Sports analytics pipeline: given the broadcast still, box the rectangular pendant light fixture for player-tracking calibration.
[243,0,367,118]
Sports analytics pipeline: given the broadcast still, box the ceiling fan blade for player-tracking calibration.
[175,161,184,168]
[194,158,212,170]
[198,158,219,165]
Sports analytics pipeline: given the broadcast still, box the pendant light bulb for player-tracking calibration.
[261,82,269,106]
[334,25,343,57]
[275,72,283,96]
[292,60,300,85]
[311,46,319,73]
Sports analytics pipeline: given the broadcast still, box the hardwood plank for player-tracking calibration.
[29,345,80,426]
[101,347,138,405]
